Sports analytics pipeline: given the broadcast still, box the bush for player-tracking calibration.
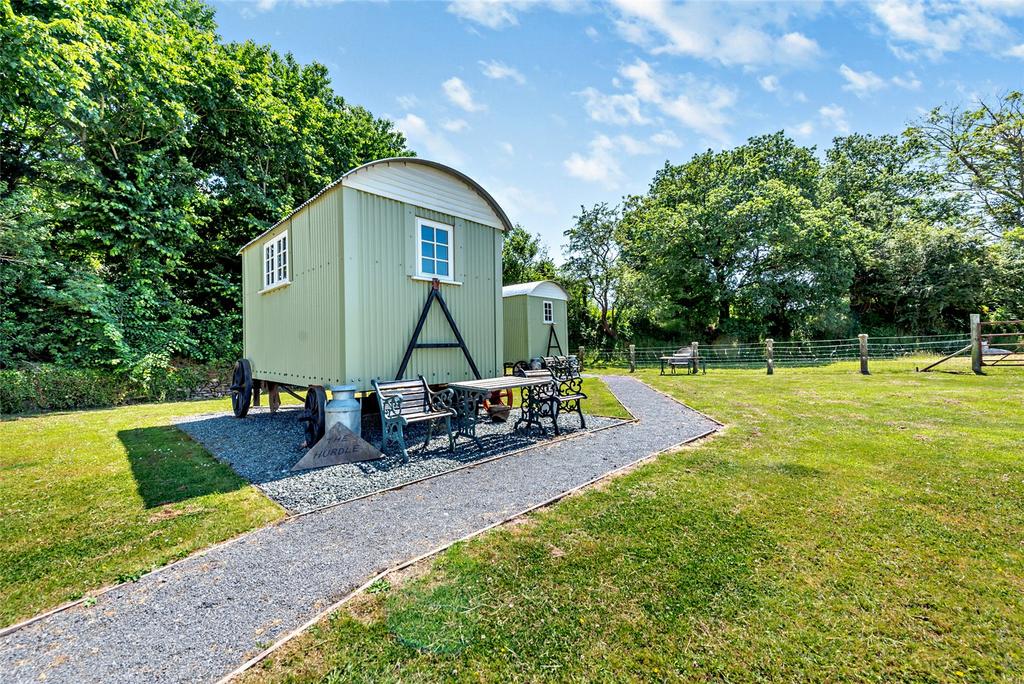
[0,360,232,415]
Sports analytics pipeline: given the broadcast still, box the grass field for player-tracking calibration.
[0,399,285,627]
[0,377,628,628]
[245,360,1024,683]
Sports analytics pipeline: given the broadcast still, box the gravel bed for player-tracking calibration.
[0,376,718,684]
[175,408,622,513]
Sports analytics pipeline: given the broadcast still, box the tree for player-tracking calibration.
[907,92,1024,319]
[0,0,410,368]
[820,133,984,333]
[562,203,628,344]
[621,133,852,340]
[501,224,556,285]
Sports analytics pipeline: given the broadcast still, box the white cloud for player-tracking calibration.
[563,131,684,188]
[252,0,347,11]
[563,135,625,189]
[585,25,599,40]
[840,64,923,96]
[479,60,526,84]
[447,0,582,29]
[489,184,557,221]
[609,0,821,66]
[871,0,1016,59]
[442,118,469,132]
[839,64,888,97]
[442,77,487,112]
[579,59,735,141]
[577,87,648,125]
[1007,43,1024,57]
[615,134,653,155]
[891,72,922,90]
[447,0,528,29]
[499,141,515,155]
[394,114,464,166]
[396,94,420,110]
[759,75,780,92]
[818,104,850,134]
[660,86,736,141]
[793,120,815,138]
[650,130,683,148]
[620,59,664,102]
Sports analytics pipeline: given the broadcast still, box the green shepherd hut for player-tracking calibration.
[502,280,569,369]
[231,158,512,443]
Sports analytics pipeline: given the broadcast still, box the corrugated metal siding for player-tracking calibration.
[241,190,344,386]
[341,187,502,389]
[503,295,528,363]
[528,296,568,358]
[344,161,503,229]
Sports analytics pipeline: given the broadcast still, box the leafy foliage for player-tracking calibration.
[0,0,410,370]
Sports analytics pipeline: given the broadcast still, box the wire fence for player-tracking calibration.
[583,334,973,369]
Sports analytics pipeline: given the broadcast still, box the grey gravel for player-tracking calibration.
[0,376,718,684]
[175,407,621,513]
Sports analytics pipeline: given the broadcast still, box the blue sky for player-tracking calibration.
[211,0,1024,259]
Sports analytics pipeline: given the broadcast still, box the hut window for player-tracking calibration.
[416,218,453,281]
[543,300,554,324]
[263,232,289,289]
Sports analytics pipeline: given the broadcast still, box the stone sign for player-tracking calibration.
[291,422,383,471]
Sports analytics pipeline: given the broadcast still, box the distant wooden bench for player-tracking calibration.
[372,376,456,462]
[516,361,587,436]
[660,346,705,375]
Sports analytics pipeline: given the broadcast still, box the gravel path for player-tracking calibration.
[175,407,620,513]
[0,376,718,684]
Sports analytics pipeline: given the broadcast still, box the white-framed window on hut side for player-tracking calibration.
[263,231,289,291]
[416,217,454,281]
[543,300,554,324]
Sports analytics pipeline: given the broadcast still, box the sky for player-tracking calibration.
[210,0,1024,260]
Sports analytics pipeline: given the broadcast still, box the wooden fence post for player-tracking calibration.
[858,334,869,375]
[577,345,585,371]
[970,313,982,374]
[628,344,636,373]
[765,338,774,375]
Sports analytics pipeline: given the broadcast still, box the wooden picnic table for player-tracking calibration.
[448,375,554,445]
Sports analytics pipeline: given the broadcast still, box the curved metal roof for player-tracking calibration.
[238,157,513,253]
[501,280,569,300]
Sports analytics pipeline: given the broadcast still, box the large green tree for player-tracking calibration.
[907,92,1024,319]
[501,224,556,285]
[820,133,986,333]
[0,0,409,368]
[621,133,852,340]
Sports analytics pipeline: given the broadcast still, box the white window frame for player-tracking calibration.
[543,300,554,324]
[415,217,455,282]
[262,231,289,292]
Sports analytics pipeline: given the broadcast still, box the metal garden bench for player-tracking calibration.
[515,360,587,436]
[372,376,456,462]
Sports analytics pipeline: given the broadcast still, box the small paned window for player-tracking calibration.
[263,232,289,289]
[543,300,554,324]
[416,218,453,281]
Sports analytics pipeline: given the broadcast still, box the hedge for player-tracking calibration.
[0,362,232,415]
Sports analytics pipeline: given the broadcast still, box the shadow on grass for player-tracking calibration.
[118,425,247,508]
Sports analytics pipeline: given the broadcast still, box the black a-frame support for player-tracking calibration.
[396,279,482,380]
[546,324,563,356]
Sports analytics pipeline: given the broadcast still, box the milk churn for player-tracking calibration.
[325,384,361,437]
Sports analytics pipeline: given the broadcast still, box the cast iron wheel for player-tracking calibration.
[299,385,327,447]
[230,359,253,418]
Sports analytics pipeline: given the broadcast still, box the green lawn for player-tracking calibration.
[0,399,284,627]
[245,360,1024,683]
